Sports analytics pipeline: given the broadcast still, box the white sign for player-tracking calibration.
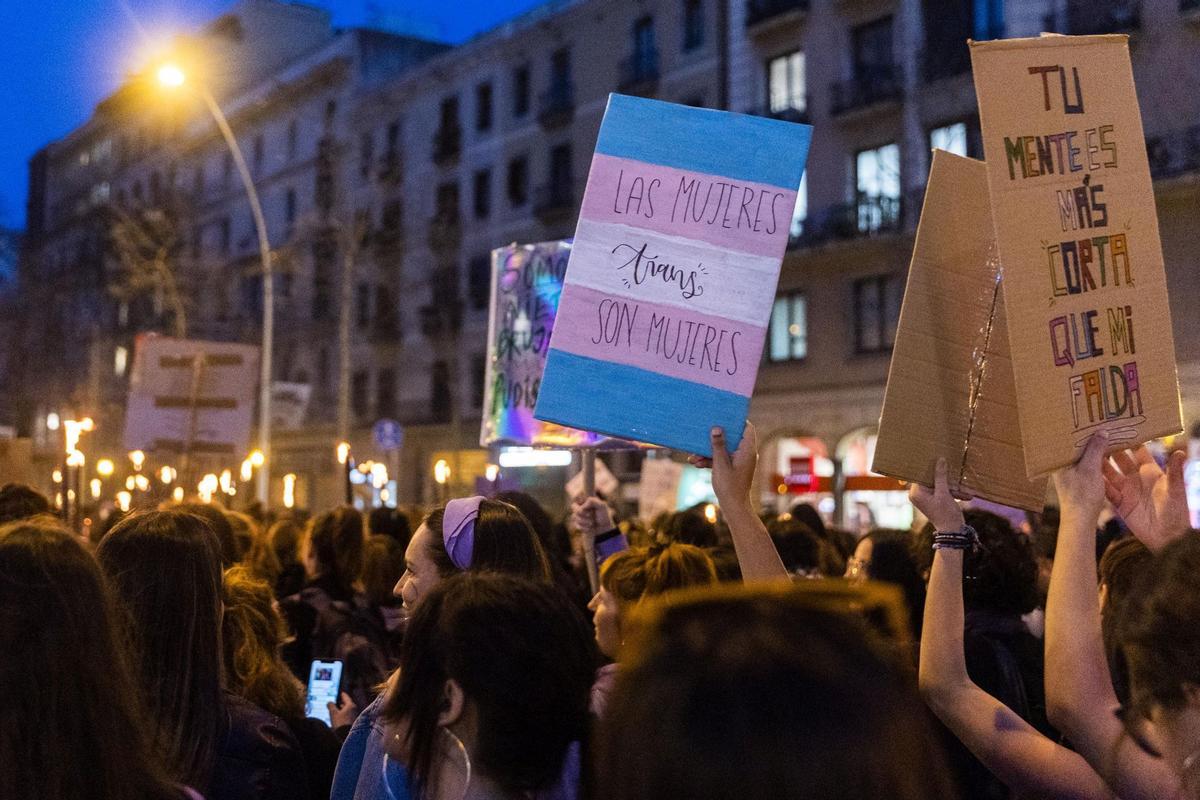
[123,335,260,459]
[638,457,684,521]
[565,457,619,500]
[271,382,312,431]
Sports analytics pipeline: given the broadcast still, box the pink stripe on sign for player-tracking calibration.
[578,154,795,259]
[550,284,765,397]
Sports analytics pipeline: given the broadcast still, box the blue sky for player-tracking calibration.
[0,0,546,229]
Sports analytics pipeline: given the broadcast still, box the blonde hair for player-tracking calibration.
[221,566,304,721]
[599,543,718,606]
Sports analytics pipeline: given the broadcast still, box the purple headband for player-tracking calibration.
[443,496,484,571]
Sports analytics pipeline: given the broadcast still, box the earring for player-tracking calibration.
[443,727,472,800]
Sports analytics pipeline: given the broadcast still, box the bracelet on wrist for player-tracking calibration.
[932,524,979,551]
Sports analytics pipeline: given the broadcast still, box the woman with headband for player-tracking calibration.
[331,496,575,800]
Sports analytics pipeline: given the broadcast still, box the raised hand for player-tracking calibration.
[1052,433,1108,528]
[1102,445,1189,553]
[708,423,758,512]
[909,458,965,532]
[571,495,615,537]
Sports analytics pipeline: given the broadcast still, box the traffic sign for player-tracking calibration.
[373,419,404,451]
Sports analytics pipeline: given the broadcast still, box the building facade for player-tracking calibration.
[17,0,1200,521]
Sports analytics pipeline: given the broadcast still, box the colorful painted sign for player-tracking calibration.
[534,94,811,455]
[480,241,603,447]
[971,35,1182,476]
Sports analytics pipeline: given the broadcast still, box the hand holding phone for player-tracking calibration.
[306,660,344,726]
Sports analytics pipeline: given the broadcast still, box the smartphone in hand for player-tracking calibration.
[305,659,344,726]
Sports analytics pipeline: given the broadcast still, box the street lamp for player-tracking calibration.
[157,62,274,507]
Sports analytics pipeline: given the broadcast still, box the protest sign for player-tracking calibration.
[873,150,1047,511]
[271,382,311,431]
[480,241,604,448]
[123,335,260,460]
[971,34,1182,476]
[534,94,811,456]
[638,457,685,521]
[565,455,618,500]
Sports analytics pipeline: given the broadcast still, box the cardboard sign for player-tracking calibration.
[565,456,619,500]
[271,382,311,431]
[480,241,603,448]
[534,94,811,456]
[124,335,260,459]
[638,457,685,521]
[873,151,1047,511]
[971,35,1182,476]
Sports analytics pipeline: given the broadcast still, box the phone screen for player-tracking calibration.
[306,660,344,726]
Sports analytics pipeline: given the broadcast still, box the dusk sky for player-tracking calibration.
[0,0,547,229]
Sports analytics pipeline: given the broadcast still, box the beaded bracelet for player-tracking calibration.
[932,524,979,551]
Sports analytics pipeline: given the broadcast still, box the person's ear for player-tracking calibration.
[438,678,465,727]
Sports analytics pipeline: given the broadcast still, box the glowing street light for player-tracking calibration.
[249,449,265,468]
[282,473,297,509]
[90,479,102,500]
[46,412,60,431]
[125,476,136,491]
[485,464,500,483]
[97,458,115,477]
[172,486,185,503]
[219,469,233,494]
[52,469,63,484]
[336,442,351,465]
[134,475,151,492]
[704,503,718,525]
[116,491,132,512]
[159,466,175,484]
[156,59,274,506]
[434,459,451,485]
[240,458,254,482]
[156,62,186,88]
[129,450,146,471]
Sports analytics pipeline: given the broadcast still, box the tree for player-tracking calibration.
[106,194,189,338]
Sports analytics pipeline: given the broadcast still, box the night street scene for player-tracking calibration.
[2,1,1200,798]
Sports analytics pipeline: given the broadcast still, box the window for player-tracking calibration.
[471,353,486,409]
[114,345,129,377]
[974,0,1005,40]
[430,361,451,422]
[855,143,900,233]
[193,164,205,197]
[476,82,493,132]
[507,156,529,207]
[930,122,968,157]
[222,152,233,187]
[324,99,337,126]
[191,226,202,260]
[359,132,374,179]
[683,0,704,51]
[284,188,297,235]
[513,64,531,117]
[549,144,572,185]
[219,217,231,255]
[632,16,657,72]
[853,274,903,354]
[352,371,369,421]
[468,255,491,311]
[383,120,400,171]
[287,119,298,161]
[356,283,372,328]
[241,274,263,317]
[252,134,264,173]
[551,48,571,88]
[790,173,807,239]
[767,51,806,116]
[436,182,460,220]
[439,96,460,131]
[768,294,807,361]
[473,169,492,219]
[375,284,398,336]
[377,369,396,418]
[852,17,895,81]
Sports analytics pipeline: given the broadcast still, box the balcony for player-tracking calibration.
[753,99,810,125]
[1065,0,1140,34]
[1146,125,1200,181]
[787,194,905,250]
[427,213,462,252]
[533,182,576,223]
[746,0,809,30]
[619,50,661,96]
[830,66,903,116]
[431,124,462,167]
[537,81,575,129]
[921,46,971,84]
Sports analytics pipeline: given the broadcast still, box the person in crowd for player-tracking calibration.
[361,533,406,660]
[280,506,390,710]
[1030,506,1060,604]
[912,458,1112,800]
[97,510,308,800]
[269,518,307,598]
[594,581,960,800]
[660,505,719,548]
[223,565,344,800]
[368,506,412,549]
[225,510,261,565]
[0,482,51,524]
[331,496,558,800]
[845,528,926,640]
[588,540,718,715]
[503,489,591,603]
[1047,435,1189,799]
[1097,535,1153,704]
[381,572,595,800]
[173,501,241,566]
[0,517,201,800]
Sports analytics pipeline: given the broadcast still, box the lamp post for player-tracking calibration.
[157,63,273,507]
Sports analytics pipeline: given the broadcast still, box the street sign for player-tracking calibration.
[373,418,404,451]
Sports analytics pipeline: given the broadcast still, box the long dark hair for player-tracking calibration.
[306,505,366,596]
[0,518,185,800]
[97,510,226,789]
[596,583,959,800]
[383,572,595,797]
[424,499,552,581]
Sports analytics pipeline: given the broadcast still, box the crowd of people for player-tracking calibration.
[1,421,1197,800]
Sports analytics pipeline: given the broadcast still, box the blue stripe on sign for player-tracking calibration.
[533,349,748,457]
[593,93,812,191]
